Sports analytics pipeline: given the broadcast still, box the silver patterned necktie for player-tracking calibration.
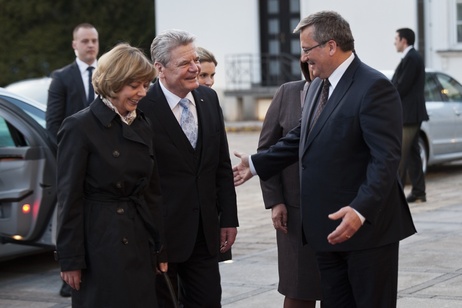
[178,98,197,148]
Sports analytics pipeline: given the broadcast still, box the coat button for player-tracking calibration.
[113,150,120,158]
[116,182,123,189]
[116,208,124,214]
[121,237,129,245]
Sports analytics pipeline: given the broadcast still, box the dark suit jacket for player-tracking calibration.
[252,56,416,251]
[258,80,307,208]
[46,61,88,140]
[138,82,238,263]
[391,48,429,124]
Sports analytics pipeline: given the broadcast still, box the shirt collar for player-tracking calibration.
[75,57,98,74]
[327,53,355,91]
[159,80,196,109]
[401,45,413,59]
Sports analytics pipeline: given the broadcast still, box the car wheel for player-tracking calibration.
[419,136,428,174]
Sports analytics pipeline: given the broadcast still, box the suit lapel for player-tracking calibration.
[149,83,195,155]
[392,48,415,83]
[70,62,88,106]
[300,78,322,152]
[301,57,360,158]
[391,59,403,83]
[300,81,309,109]
[191,89,205,150]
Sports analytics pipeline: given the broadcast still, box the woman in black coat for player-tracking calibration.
[55,43,166,308]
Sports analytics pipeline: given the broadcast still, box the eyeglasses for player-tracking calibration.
[302,41,329,54]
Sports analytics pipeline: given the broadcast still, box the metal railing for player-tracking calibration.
[225,53,300,91]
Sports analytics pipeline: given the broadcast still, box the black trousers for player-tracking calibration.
[316,242,399,308]
[157,223,221,308]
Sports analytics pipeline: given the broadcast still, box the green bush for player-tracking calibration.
[0,0,155,87]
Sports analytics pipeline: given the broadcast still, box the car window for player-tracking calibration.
[425,74,443,102]
[0,118,16,147]
[0,116,28,147]
[0,95,46,128]
[434,73,462,102]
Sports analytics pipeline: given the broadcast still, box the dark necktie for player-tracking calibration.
[87,66,95,105]
[309,78,330,130]
[178,98,198,148]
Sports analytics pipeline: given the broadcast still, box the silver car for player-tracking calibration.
[382,69,462,173]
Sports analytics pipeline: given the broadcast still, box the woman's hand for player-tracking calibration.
[61,270,82,291]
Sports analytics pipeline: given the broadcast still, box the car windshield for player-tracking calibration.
[5,78,50,106]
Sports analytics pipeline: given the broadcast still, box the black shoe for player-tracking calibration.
[406,194,426,203]
[60,281,72,297]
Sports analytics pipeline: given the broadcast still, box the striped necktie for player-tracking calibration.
[309,78,330,131]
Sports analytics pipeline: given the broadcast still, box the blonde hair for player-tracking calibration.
[93,43,155,98]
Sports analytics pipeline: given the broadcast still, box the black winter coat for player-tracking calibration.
[56,98,163,308]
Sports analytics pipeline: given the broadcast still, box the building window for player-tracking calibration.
[290,0,300,13]
[457,2,462,42]
[268,0,278,13]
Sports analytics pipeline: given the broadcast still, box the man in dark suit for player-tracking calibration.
[45,22,99,298]
[233,11,416,307]
[138,29,238,308]
[392,28,429,203]
[46,23,99,141]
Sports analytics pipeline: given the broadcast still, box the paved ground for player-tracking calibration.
[0,130,462,307]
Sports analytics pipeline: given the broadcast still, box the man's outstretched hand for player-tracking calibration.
[232,151,254,186]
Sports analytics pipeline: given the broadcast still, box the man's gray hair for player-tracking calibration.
[294,11,355,52]
[150,29,196,66]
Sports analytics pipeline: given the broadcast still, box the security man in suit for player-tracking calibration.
[45,22,99,297]
[46,23,99,141]
[392,28,429,203]
[138,29,238,308]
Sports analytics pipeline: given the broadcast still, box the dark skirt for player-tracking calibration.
[276,205,322,300]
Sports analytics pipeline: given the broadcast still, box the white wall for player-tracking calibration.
[300,1,418,72]
[155,0,260,92]
[156,0,421,87]
[425,0,462,82]
[155,0,462,120]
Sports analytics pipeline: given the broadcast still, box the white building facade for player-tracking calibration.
[155,0,462,121]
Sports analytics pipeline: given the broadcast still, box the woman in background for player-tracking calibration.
[257,61,322,308]
[197,46,217,88]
